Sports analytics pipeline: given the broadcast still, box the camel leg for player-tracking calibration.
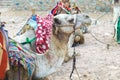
[79,34,84,44]
[65,33,81,62]
[5,66,14,80]
[6,65,28,80]
[64,34,74,62]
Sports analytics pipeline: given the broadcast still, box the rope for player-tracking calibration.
[70,14,81,80]
[75,67,81,80]
[21,37,36,45]
[94,12,108,25]
[70,52,76,80]
[62,7,71,14]
[89,30,111,50]
[91,11,119,49]
[16,17,31,35]
[58,2,71,14]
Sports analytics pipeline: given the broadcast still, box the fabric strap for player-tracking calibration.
[21,37,36,45]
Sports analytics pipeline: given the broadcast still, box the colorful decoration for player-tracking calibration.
[51,1,71,16]
[35,14,53,54]
[0,27,9,80]
[9,39,36,77]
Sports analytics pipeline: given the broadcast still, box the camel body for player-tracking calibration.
[6,14,91,80]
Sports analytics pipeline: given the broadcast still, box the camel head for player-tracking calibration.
[53,14,75,35]
[75,13,92,27]
[53,14,91,34]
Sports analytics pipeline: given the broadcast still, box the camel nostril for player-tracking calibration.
[54,18,61,24]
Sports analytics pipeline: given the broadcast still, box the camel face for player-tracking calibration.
[53,14,91,34]
[53,14,75,34]
[74,13,92,27]
[54,14,74,25]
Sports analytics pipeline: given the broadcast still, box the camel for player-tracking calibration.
[5,14,91,80]
[69,13,91,48]
[67,14,91,61]
[51,1,91,47]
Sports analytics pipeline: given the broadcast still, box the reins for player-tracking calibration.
[89,12,115,49]
[94,12,108,25]
[70,14,81,80]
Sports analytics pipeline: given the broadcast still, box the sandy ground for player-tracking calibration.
[1,8,120,80]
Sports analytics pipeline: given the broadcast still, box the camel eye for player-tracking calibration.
[68,18,74,23]
[83,14,89,18]
[85,15,89,18]
[54,18,61,24]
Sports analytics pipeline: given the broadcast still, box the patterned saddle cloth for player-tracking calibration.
[9,39,36,77]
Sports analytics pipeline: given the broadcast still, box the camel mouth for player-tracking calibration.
[84,20,92,26]
[84,18,92,25]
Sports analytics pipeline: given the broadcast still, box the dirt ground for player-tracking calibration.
[1,8,120,80]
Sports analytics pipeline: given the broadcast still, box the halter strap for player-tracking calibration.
[21,37,36,45]
[70,14,77,80]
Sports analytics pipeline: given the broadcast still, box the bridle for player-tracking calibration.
[69,14,80,80]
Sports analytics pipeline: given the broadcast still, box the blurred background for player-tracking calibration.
[0,0,113,12]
